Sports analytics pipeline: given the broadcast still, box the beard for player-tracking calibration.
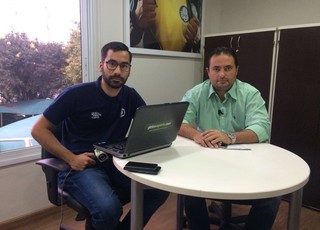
[103,74,128,89]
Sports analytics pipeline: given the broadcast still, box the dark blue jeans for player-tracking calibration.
[59,158,169,230]
[184,196,281,230]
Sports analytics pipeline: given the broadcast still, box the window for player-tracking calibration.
[0,0,95,166]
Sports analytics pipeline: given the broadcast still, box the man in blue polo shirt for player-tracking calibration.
[179,46,281,230]
[31,41,169,230]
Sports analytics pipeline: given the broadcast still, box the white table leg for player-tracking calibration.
[287,188,303,230]
[131,179,144,230]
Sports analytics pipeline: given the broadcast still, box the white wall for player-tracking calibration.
[2,0,320,224]
[204,0,320,35]
[0,161,50,222]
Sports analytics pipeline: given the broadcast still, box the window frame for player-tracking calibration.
[0,0,97,168]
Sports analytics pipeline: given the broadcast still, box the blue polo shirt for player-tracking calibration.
[181,79,270,142]
[43,76,146,153]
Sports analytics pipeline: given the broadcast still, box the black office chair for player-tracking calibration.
[176,194,248,230]
[207,200,248,229]
[36,125,93,230]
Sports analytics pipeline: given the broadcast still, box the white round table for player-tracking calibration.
[113,136,310,230]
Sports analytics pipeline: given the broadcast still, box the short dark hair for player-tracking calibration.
[101,41,132,63]
[207,46,238,67]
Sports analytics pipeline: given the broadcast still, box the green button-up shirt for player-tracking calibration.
[181,79,270,142]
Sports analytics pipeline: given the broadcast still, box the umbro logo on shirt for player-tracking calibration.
[90,109,125,119]
[91,112,102,119]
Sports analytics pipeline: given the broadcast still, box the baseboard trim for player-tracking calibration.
[0,206,59,230]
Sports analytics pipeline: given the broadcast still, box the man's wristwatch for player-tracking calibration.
[227,133,236,144]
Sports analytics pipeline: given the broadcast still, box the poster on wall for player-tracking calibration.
[124,0,203,58]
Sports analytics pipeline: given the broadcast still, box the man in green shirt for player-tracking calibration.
[179,46,281,230]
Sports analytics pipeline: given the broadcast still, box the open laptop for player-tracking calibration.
[93,101,189,159]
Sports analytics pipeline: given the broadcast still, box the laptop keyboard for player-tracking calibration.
[109,141,126,153]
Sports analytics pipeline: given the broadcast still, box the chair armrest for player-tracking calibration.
[36,158,71,172]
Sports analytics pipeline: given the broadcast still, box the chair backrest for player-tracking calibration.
[37,123,91,220]
[39,123,63,205]
[40,158,61,205]
[37,124,92,228]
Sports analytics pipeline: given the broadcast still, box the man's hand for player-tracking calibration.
[179,124,229,148]
[184,16,200,45]
[68,152,96,171]
[199,130,231,148]
[192,132,209,147]
[135,0,157,29]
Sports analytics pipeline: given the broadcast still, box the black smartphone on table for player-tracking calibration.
[124,161,161,175]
